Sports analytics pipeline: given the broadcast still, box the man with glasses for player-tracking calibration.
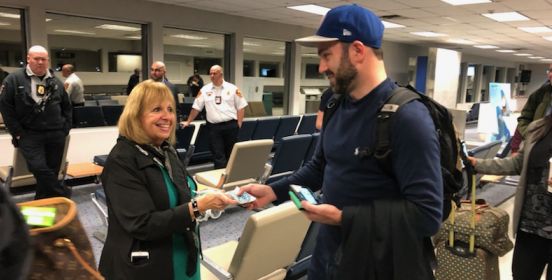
[181,65,248,168]
[511,65,552,153]
[150,61,178,109]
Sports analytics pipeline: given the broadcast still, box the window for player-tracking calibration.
[243,60,254,77]
[46,13,144,74]
[194,57,222,75]
[305,63,323,79]
[259,62,278,77]
[163,28,224,94]
[0,7,25,67]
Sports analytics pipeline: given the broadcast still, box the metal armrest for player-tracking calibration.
[90,192,108,226]
[201,256,233,280]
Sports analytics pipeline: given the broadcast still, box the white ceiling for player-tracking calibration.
[144,0,552,64]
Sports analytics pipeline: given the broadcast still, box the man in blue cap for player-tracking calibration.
[240,4,441,279]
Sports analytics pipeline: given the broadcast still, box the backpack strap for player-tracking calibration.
[374,86,420,174]
[322,92,344,128]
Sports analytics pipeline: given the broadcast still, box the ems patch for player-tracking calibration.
[236,89,243,97]
[0,85,4,95]
[196,92,202,98]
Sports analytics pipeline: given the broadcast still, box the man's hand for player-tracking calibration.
[180,121,190,128]
[301,202,342,225]
[237,184,277,210]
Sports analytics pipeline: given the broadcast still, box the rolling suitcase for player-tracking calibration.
[434,163,513,280]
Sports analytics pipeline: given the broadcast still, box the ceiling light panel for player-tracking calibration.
[474,45,498,49]
[95,24,140,32]
[287,5,329,16]
[410,31,446,37]
[482,12,529,22]
[440,0,491,5]
[382,21,405,29]
[0,12,19,19]
[171,34,207,40]
[496,49,516,53]
[55,29,96,35]
[518,26,552,33]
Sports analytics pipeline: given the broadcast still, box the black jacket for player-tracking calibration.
[332,199,435,280]
[0,68,72,137]
[99,137,198,280]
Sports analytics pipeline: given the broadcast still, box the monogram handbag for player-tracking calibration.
[18,197,104,280]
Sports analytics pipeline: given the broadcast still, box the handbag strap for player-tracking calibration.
[54,238,104,280]
[18,197,77,235]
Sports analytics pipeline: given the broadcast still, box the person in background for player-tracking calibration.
[186,73,204,97]
[99,80,235,280]
[151,61,178,103]
[511,67,552,153]
[239,4,442,279]
[181,65,248,169]
[315,88,333,131]
[61,64,84,107]
[126,68,140,95]
[468,114,552,280]
[0,45,72,199]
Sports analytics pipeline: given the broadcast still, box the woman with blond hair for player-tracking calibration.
[99,80,234,279]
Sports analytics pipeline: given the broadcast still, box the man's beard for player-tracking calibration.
[329,55,357,96]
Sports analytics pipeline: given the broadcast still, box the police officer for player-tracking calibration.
[181,65,248,169]
[0,45,72,199]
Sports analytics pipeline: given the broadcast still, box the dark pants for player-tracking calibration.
[512,230,552,280]
[18,130,69,200]
[207,120,238,169]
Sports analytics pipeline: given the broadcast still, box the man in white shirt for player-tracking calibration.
[181,65,248,168]
[61,64,84,106]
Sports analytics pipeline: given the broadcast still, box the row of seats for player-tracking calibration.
[173,114,318,165]
[73,105,123,128]
[84,94,128,106]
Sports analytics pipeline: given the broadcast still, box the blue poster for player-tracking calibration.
[488,83,511,142]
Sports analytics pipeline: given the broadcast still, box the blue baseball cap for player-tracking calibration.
[296,4,384,49]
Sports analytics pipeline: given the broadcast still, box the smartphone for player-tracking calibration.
[226,188,256,204]
[289,184,318,210]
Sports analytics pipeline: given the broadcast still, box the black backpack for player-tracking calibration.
[322,84,466,220]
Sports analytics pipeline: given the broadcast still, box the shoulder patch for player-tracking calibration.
[196,91,202,98]
[236,89,242,97]
[0,84,4,95]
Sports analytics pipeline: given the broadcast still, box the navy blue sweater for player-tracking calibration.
[271,79,442,277]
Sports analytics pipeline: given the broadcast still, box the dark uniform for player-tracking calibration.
[0,67,72,199]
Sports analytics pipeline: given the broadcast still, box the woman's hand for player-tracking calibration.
[467,156,477,167]
[197,191,236,212]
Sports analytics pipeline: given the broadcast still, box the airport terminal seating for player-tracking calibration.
[0,135,70,189]
[303,133,319,166]
[237,119,257,142]
[269,134,312,175]
[101,105,124,126]
[251,117,280,140]
[200,201,311,280]
[189,123,213,165]
[296,113,317,135]
[273,115,301,145]
[245,101,267,117]
[175,124,196,152]
[73,106,107,127]
[194,139,273,191]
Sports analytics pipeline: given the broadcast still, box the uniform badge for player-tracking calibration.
[236,89,243,97]
[215,96,221,104]
[36,84,45,97]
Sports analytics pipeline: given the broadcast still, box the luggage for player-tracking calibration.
[434,167,513,280]
[435,241,499,280]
